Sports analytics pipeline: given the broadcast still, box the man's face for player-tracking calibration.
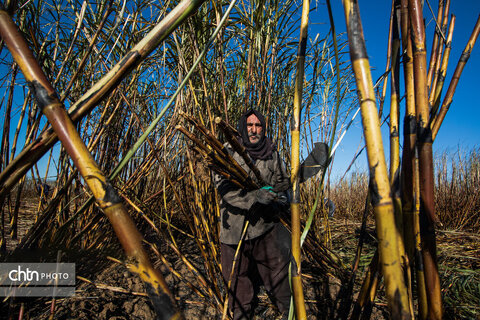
[246,113,263,144]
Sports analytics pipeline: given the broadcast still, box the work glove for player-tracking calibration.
[273,180,292,193]
[275,192,289,207]
[254,188,276,205]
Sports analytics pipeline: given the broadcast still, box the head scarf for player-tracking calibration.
[237,109,275,160]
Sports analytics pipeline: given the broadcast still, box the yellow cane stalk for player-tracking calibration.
[0,11,182,320]
[289,0,309,318]
[399,0,425,316]
[351,250,380,320]
[390,1,401,188]
[408,0,442,318]
[432,14,480,140]
[428,0,451,100]
[389,1,408,271]
[414,148,428,319]
[390,1,412,313]
[430,15,455,117]
[425,0,446,92]
[342,1,411,318]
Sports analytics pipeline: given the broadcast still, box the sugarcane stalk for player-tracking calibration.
[361,268,380,320]
[187,26,215,130]
[342,1,411,318]
[207,156,256,190]
[430,15,455,119]
[176,120,246,188]
[432,14,480,140]
[9,89,32,237]
[390,1,406,262]
[58,0,111,100]
[211,3,229,124]
[206,161,246,190]
[0,11,182,319]
[222,220,249,320]
[351,250,380,320]
[0,62,17,171]
[181,114,257,190]
[339,184,372,319]
[186,179,222,303]
[352,186,371,275]
[290,1,309,319]
[181,112,226,157]
[9,92,30,164]
[18,171,76,250]
[176,125,257,190]
[326,0,342,152]
[399,0,418,315]
[429,0,451,99]
[5,65,22,240]
[151,243,209,301]
[391,2,412,312]
[413,146,428,319]
[68,212,103,245]
[390,0,401,186]
[378,0,394,118]
[10,176,25,240]
[408,0,442,318]
[152,154,213,276]
[168,242,222,307]
[0,203,5,251]
[183,152,217,253]
[426,0,446,91]
[52,0,87,86]
[78,275,149,297]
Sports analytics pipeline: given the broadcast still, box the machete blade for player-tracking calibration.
[299,142,329,182]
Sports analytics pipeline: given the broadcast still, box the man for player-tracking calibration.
[214,109,292,319]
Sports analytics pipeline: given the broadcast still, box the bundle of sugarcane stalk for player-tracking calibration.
[176,112,265,191]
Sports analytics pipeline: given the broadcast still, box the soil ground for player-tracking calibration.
[1,199,478,319]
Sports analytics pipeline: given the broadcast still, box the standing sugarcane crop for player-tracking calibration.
[0,10,182,320]
[341,0,412,318]
[0,0,207,205]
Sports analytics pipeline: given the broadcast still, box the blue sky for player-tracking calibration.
[310,1,480,179]
[1,1,478,181]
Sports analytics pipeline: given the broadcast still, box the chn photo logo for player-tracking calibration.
[0,263,75,297]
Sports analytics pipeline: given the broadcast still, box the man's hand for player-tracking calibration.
[273,180,291,193]
[254,188,276,205]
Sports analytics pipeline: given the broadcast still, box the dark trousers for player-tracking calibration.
[221,224,292,319]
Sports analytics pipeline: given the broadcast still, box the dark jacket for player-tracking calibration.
[214,144,290,245]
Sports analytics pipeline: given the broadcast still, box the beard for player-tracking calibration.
[248,133,261,143]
